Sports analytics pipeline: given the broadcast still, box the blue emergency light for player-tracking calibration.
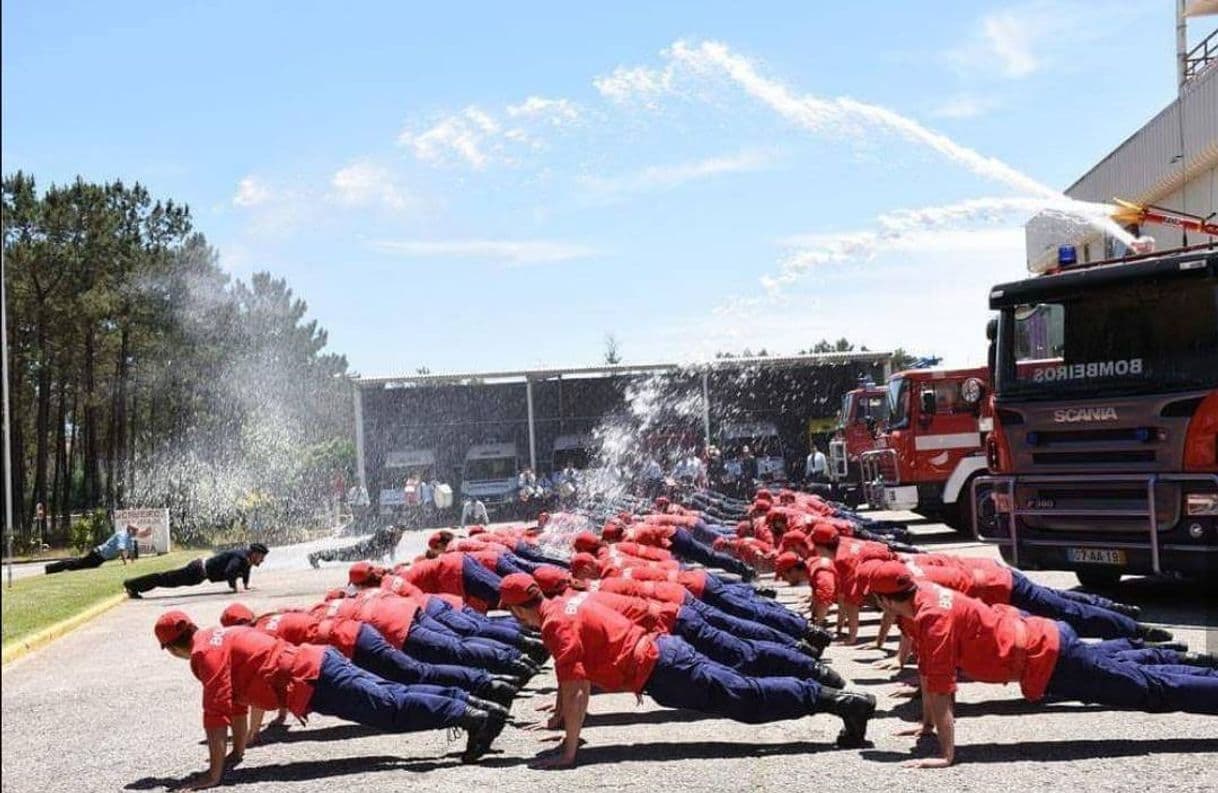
[1058,245,1078,266]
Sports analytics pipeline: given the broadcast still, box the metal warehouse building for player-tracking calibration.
[1026,9,1217,270]
[352,352,893,498]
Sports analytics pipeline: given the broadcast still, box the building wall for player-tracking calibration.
[1026,65,1217,269]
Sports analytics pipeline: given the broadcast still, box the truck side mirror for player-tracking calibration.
[920,390,937,416]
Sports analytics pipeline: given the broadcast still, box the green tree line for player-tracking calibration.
[2,173,354,550]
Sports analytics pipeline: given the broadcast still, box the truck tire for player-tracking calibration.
[1074,567,1123,591]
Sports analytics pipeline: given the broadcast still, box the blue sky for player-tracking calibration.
[3,1,1205,375]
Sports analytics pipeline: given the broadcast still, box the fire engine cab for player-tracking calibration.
[973,244,1218,588]
[860,366,992,530]
[828,385,887,484]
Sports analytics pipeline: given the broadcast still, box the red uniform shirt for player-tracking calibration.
[588,577,690,605]
[909,581,1060,701]
[539,593,661,693]
[253,612,363,658]
[580,590,681,633]
[907,554,1014,603]
[314,591,421,648]
[598,547,680,571]
[450,538,493,553]
[399,556,466,598]
[805,556,839,606]
[626,524,677,548]
[189,625,325,729]
[614,541,674,562]
[834,539,897,605]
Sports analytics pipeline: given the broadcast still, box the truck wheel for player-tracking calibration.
[1075,567,1123,591]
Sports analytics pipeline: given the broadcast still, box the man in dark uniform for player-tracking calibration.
[308,525,404,568]
[124,543,268,598]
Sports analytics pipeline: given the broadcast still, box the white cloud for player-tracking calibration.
[368,239,601,266]
[330,161,412,212]
[981,10,1042,78]
[582,149,775,196]
[232,176,272,207]
[930,93,999,119]
[506,96,581,125]
[594,63,677,106]
[398,106,501,168]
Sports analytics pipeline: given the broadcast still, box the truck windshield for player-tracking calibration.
[465,458,516,480]
[998,276,1218,399]
[838,393,855,429]
[886,378,908,428]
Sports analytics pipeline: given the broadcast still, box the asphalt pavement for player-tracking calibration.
[3,515,1216,793]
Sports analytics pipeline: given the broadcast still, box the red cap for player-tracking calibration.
[711,536,730,551]
[533,565,572,597]
[572,531,602,553]
[499,573,543,606]
[735,520,752,539]
[750,500,771,515]
[468,525,487,536]
[654,496,670,511]
[537,511,550,527]
[601,521,625,542]
[323,587,349,601]
[780,531,808,553]
[865,560,915,595]
[220,603,255,627]
[570,552,600,578]
[348,561,378,586]
[810,523,840,547]
[754,488,774,501]
[154,610,195,648]
[774,552,802,575]
[428,530,453,549]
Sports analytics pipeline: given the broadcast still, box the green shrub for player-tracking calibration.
[70,509,111,552]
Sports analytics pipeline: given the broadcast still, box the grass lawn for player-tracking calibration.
[1,551,199,650]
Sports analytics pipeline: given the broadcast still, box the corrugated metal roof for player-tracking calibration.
[355,351,894,389]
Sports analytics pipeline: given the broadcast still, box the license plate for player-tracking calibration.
[1066,547,1126,566]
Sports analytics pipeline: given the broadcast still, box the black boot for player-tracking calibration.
[1144,640,1189,652]
[753,586,778,599]
[1178,651,1218,669]
[518,635,549,665]
[508,658,538,679]
[457,705,506,764]
[1108,601,1141,619]
[491,672,527,688]
[1136,624,1174,643]
[466,696,511,720]
[818,688,875,749]
[794,639,823,660]
[804,625,833,653]
[809,662,846,690]
[476,679,519,707]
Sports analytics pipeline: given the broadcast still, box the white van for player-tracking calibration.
[720,421,787,481]
[461,443,520,506]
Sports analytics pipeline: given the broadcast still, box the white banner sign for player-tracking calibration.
[114,508,171,554]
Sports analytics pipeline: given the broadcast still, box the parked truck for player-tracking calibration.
[460,442,520,510]
[972,244,1218,588]
[828,384,889,485]
[860,366,993,531]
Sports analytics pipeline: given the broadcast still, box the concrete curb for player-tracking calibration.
[2,592,127,668]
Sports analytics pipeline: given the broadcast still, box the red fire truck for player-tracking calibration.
[828,385,888,485]
[972,245,1218,588]
[860,366,993,531]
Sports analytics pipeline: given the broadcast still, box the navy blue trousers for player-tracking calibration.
[494,553,541,577]
[642,635,820,723]
[351,623,491,692]
[1010,571,1139,639]
[689,520,736,546]
[402,620,520,674]
[308,648,468,731]
[512,541,569,567]
[686,597,800,645]
[1045,623,1218,714]
[673,608,820,679]
[423,598,521,646]
[671,528,753,578]
[701,577,807,639]
[461,555,503,608]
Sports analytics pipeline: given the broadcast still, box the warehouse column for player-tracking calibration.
[526,377,537,472]
[352,382,367,494]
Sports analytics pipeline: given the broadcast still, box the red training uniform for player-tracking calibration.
[539,593,660,693]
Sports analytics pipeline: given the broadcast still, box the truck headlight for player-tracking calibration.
[1185,493,1218,516]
